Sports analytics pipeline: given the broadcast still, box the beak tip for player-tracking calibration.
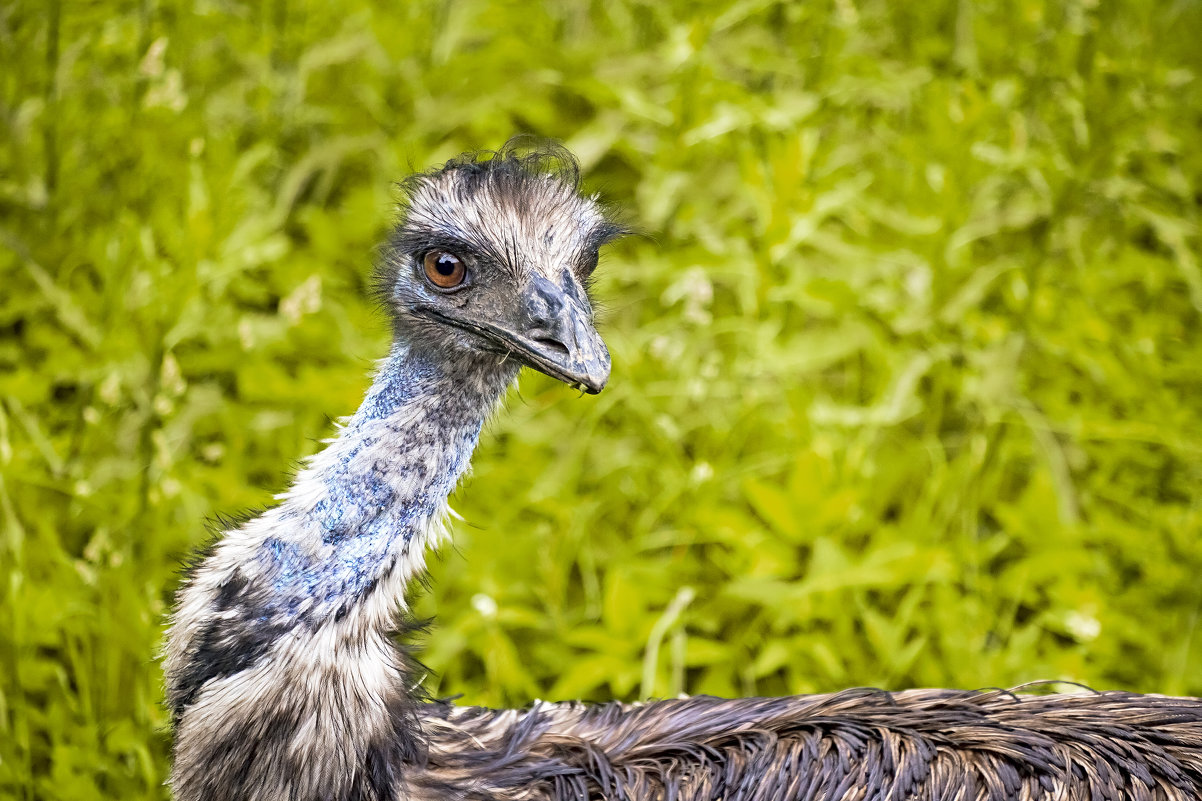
[584,354,611,395]
[498,274,612,395]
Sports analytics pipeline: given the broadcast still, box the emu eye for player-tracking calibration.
[422,250,466,289]
[581,249,600,276]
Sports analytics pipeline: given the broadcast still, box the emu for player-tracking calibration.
[165,144,1202,801]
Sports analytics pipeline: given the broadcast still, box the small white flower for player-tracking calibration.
[471,594,498,619]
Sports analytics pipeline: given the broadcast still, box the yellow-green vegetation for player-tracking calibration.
[3,0,1201,797]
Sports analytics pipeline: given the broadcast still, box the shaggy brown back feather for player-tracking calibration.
[412,689,1202,800]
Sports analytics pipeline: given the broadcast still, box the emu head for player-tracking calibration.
[378,143,624,394]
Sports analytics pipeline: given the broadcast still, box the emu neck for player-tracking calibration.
[265,343,514,625]
[165,343,518,801]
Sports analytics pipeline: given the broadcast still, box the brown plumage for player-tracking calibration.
[413,690,1202,800]
[166,143,1202,801]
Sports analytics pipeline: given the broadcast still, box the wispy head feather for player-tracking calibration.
[375,139,624,306]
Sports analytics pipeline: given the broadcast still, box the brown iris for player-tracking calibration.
[423,250,466,289]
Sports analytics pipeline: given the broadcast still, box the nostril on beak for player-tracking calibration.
[531,335,570,358]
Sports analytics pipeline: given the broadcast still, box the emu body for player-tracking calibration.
[417,692,1202,800]
[166,145,1202,801]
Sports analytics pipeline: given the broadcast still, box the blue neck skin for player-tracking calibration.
[256,343,519,627]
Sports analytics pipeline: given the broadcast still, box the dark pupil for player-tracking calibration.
[435,255,456,276]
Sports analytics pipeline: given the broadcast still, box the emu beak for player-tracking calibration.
[420,270,610,393]
[503,273,610,394]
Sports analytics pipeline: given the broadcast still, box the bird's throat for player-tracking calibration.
[258,343,516,628]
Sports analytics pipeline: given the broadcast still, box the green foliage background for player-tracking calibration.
[2,0,1201,797]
